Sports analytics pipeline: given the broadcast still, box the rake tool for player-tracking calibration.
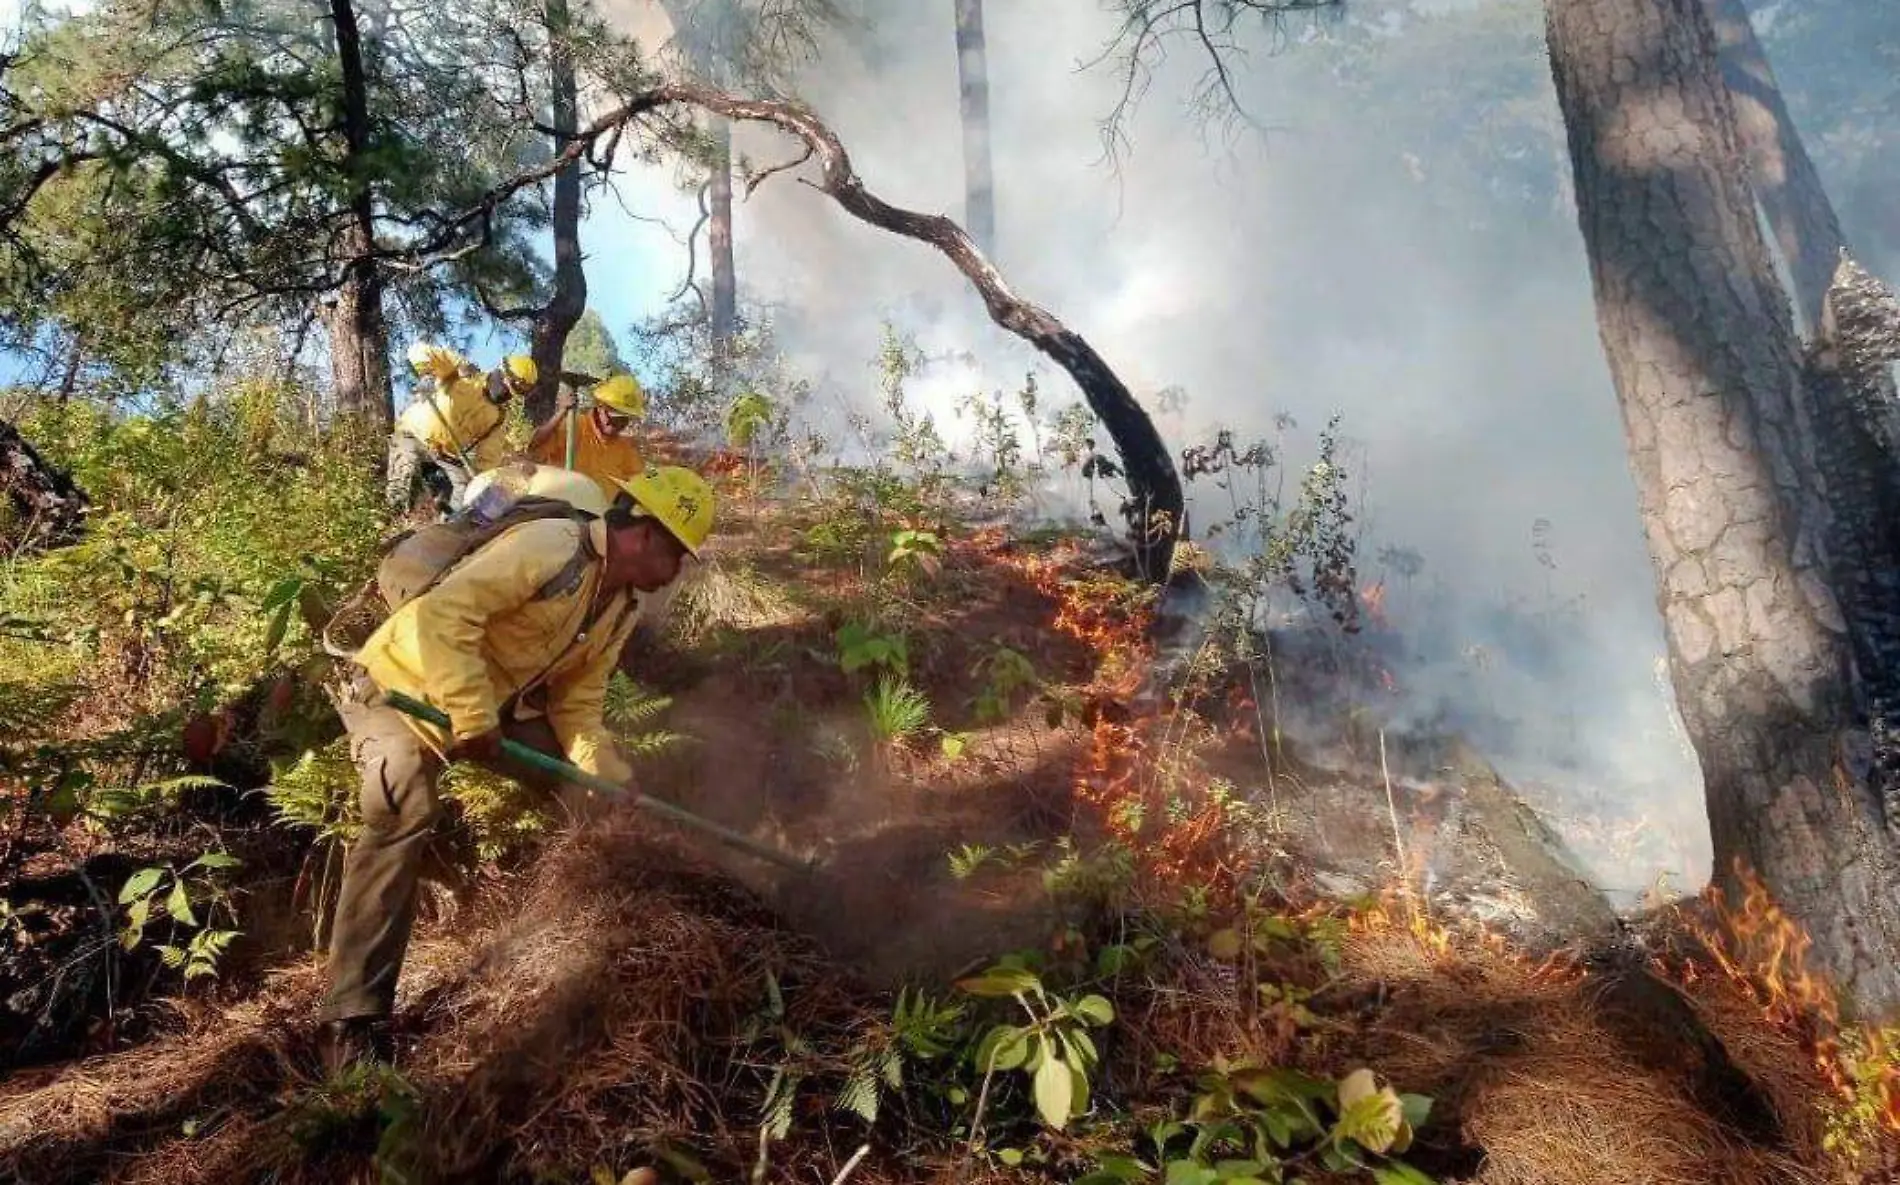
[384,690,814,874]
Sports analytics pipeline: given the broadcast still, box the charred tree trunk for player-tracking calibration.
[0,419,87,554]
[1547,0,1900,1017]
[1704,0,1900,814]
[955,0,996,260]
[1704,0,1846,333]
[326,0,392,428]
[527,0,589,426]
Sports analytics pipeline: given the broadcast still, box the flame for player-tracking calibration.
[1684,859,1900,1129]
[1361,581,1389,629]
[995,537,1238,898]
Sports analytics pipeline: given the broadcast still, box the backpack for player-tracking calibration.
[322,495,597,659]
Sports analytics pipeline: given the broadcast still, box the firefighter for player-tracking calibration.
[387,345,538,515]
[317,465,715,1068]
[528,372,648,502]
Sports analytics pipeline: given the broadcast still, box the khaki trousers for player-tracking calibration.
[317,679,602,1022]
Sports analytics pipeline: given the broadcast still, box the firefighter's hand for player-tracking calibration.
[450,728,506,764]
[555,389,577,414]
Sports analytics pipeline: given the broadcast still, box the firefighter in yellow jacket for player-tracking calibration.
[527,372,648,502]
[318,465,715,1067]
[387,344,538,514]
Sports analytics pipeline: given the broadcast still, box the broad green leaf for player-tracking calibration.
[263,598,294,654]
[1033,1051,1074,1129]
[157,943,187,968]
[1071,994,1115,1026]
[977,1026,1032,1072]
[187,852,242,871]
[1062,1026,1099,1069]
[1215,1161,1269,1179]
[1096,943,1139,976]
[996,1148,1025,1166]
[1399,1093,1434,1130]
[1370,1162,1438,1185]
[955,966,1042,997]
[1164,1161,1219,1185]
[119,866,166,904]
[1088,1152,1150,1182]
[166,880,197,926]
[261,577,305,612]
[1070,1062,1091,1117]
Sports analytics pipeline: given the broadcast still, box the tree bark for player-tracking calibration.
[955,0,997,260]
[0,419,88,554]
[1704,0,1847,334]
[709,114,737,343]
[326,0,392,428]
[526,0,589,426]
[1546,0,1900,1018]
[1704,0,1900,816]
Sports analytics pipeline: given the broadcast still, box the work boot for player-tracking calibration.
[318,1016,396,1074]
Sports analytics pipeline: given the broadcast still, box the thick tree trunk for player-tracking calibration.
[527,0,588,426]
[1704,0,1846,334]
[326,0,392,427]
[1546,0,1900,1018]
[954,0,996,260]
[327,254,389,428]
[0,419,87,554]
[709,115,737,344]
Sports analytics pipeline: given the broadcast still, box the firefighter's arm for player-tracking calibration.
[526,390,577,456]
[407,522,576,742]
[544,629,633,787]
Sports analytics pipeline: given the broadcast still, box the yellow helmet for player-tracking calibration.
[594,373,646,417]
[619,465,714,557]
[503,354,539,385]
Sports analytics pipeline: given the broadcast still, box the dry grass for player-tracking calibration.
[1323,910,1829,1185]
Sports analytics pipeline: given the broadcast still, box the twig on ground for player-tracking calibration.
[828,1143,872,1185]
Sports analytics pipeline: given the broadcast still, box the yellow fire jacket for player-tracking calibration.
[528,411,646,503]
[396,351,510,472]
[355,517,642,784]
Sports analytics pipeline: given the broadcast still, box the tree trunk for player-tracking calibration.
[1704,0,1900,808]
[527,0,588,426]
[326,0,392,428]
[709,114,737,344]
[1704,0,1846,333]
[1546,0,1900,1018]
[954,0,996,260]
[0,419,88,554]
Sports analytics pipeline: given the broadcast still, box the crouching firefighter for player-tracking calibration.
[386,344,538,516]
[316,465,715,1068]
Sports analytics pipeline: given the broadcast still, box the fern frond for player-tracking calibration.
[837,1061,880,1126]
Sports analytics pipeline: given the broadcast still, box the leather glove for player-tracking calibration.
[450,727,506,764]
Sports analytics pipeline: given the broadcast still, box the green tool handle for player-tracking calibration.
[563,398,579,469]
[383,690,810,873]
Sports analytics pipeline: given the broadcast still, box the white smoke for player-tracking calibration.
[594,0,1716,893]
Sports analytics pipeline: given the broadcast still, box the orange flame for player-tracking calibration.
[1685,860,1900,1128]
[1361,581,1389,629]
[996,538,1238,899]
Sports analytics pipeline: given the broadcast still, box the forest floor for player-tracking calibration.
[3,451,1899,1185]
